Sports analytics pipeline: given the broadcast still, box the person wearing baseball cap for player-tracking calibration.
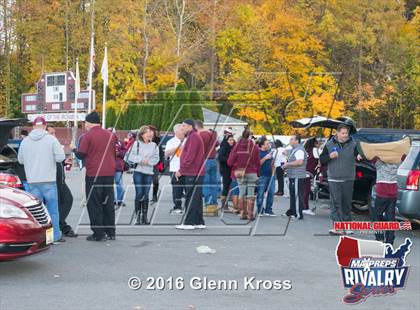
[18,116,66,243]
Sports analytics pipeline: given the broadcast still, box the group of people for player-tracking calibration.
[16,111,406,245]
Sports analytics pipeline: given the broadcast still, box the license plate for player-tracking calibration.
[46,228,54,245]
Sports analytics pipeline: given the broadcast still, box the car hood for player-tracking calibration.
[0,118,28,150]
[290,115,357,133]
[0,185,39,207]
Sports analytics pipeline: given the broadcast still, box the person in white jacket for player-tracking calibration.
[18,116,65,242]
[125,125,160,225]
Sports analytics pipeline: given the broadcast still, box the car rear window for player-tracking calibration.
[399,145,420,170]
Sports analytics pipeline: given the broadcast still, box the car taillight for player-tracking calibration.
[356,171,364,179]
[0,173,22,188]
[406,170,420,191]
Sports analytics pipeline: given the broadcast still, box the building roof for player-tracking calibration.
[202,108,247,125]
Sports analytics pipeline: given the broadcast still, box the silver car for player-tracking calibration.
[397,140,420,222]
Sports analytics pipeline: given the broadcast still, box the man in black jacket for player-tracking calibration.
[47,126,77,237]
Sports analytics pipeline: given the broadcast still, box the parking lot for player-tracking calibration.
[1,169,419,310]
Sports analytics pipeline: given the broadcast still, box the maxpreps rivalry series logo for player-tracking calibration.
[335,236,412,304]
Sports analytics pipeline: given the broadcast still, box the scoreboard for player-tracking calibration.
[21,71,95,114]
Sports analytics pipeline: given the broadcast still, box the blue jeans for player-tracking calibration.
[133,171,153,202]
[203,159,218,205]
[229,179,240,196]
[27,182,61,241]
[114,171,125,203]
[256,175,276,214]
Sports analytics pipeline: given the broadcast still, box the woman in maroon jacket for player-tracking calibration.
[227,129,260,220]
[108,128,127,207]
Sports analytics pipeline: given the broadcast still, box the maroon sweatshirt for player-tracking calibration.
[179,129,205,176]
[78,126,117,177]
[199,130,218,159]
[227,139,260,177]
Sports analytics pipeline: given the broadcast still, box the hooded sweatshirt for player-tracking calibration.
[18,128,65,183]
[227,139,260,176]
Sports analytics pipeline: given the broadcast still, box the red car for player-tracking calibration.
[0,185,53,261]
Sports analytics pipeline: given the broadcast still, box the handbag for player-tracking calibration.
[155,161,164,173]
[124,141,139,169]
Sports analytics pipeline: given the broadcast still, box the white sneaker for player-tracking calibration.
[302,209,316,216]
[194,225,206,229]
[171,209,183,214]
[329,229,343,235]
[175,224,195,230]
[264,211,277,217]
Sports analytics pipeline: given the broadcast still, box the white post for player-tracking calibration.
[72,58,80,146]
[101,44,108,129]
[74,59,79,129]
[87,33,94,113]
[102,81,106,129]
[87,1,95,113]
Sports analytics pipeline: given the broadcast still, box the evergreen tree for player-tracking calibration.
[143,99,154,125]
[161,91,175,132]
[151,90,164,129]
[132,104,142,129]
[189,89,204,121]
[170,83,191,128]
[106,107,116,128]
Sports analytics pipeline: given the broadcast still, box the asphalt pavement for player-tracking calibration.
[0,169,419,310]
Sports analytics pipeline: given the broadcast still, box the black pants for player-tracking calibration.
[372,196,396,245]
[183,176,205,225]
[57,181,73,234]
[289,178,305,217]
[275,167,284,194]
[85,176,115,238]
[220,163,232,197]
[171,172,184,210]
[152,168,159,199]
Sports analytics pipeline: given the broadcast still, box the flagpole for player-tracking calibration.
[74,58,80,129]
[88,32,94,114]
[102,44,107,129]
[72,58,80,146]
[87,0,95,113]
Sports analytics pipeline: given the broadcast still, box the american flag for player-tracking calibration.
[400,221,412,230]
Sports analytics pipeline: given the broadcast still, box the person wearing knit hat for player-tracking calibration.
[85,111,101,124]
[182,118,195,128]
[74,111,118,241]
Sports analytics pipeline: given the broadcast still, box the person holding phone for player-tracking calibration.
[256,137,277,216]
[320,124,362,235]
